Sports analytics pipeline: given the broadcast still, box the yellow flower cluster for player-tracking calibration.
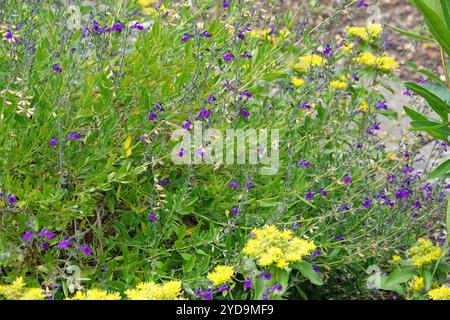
[207,265,234,286]
[290,54,326,73]
[391,255,401,263]
[0,277,45,300]
[428,285,450,300]
[346,23,383,42]
[243,225,316,269]
[291,76,305,88]
[409,238,441,268]
[125,280,184,300]
[68,288,121,300]
[411,277,424,291]
[249,29,290,43]
[330,75,350,90]
[354,52,399,71]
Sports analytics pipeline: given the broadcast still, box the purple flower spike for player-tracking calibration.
[240,52,252,59]
[240,90,253,98]
[181,33,194,42]
[201,31,212,38]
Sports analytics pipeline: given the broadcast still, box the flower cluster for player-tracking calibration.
[354,52,399,72]
[243,225,316,268]
[290,54,326,73]
[346,23,383,42]
[68,289,121,300]
[207,265,234,286]
[125,281,184,300]
[408,238,441,268]
[0,277,45,300]
[428,285,450,300]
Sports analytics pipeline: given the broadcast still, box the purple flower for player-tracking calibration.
[268,283,283,293]
[80,244,93,255]
[48,137,58,147]
[335,234,345,241]
[351,72,360,81]
[240,52,252,59]
[58,239,71,249]
[343,175,352,184]
[148,112,158,120]
[131,23,144,31]
[177,148,187,157]
[181,33,194,42]
[7,195,17,204]
[66,132,81,140]
[218,284,229,292]
[223,0,230,8]
[228,181,241,189]
[23,231,33,241]
[261,293,269,300]
[223,52,234,61]
[297,160,311,168]
[223,80,234,90]
[387,174,396,183]
[306,190,314,201]
[205,94,217,104]
[357,0,369,8]
[323,45,332,55]
[244,278,253,288]
[106,22,124,33]
[197,108,211,120]
[299,102,312,109]
[182,120,192,130]
[38,230,56,240]
[41,242,50,250]
[203,291,212,300]
[363,198,372,208]
[92,21,106,34]
[375,100,388,110]
[158,178,171,186]
[52,64,62,73]
[395,187,412,199]
[231,206,239,216]
[240,108,250,118]
[312,265,319,272]
[149,213,157,222]
[201,31,212,38]
[403,89,414,96]
[240,90,253,98]
[257,273,272,280]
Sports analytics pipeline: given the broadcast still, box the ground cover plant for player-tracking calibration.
[0,0,448,300]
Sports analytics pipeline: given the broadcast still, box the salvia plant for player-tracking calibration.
[0,0,448,300]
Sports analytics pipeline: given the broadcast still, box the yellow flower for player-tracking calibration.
[125,280,183,300]
[0,277,26,299]
[243,225,316,269]
[138,0,157,7]
[249,29,274,42]
[330,80,347,90]
[392,255,401,263]
[354,52,399,72]
[291,77,305,88]
[411,277,424,291]
[346,23,383,42]
[68,289,121,300]
[409,238,441,268]
[290,54,325,73]
[428,285,450,300]
[207,265,234,286]
[20,288,45,300]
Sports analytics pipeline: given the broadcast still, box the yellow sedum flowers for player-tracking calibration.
[243,225,316,269]
[290,54,326,73]
[291,77,305,88]
[411,276,424,291]
[125,280,184,300]
[68,289,121,300]
[409,238,441,268]
[354,52,399,72]
[207,265,234,286]
[0,277,45,300]
[428,285,450,300]
[346,23,383,42]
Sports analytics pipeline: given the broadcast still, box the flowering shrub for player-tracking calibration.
[0,0,448,300]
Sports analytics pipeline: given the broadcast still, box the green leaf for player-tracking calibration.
[405,82,450,120]
[385,269,414,286]
[410,0,450,56]
[293,262,323,286]
[405,61,446,85]
[387,23,434,42]
[403,106,429,121]
[440,0,450,28]
[428,159,450,179]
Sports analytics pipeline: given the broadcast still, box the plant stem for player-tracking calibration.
[440,47,450,89]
